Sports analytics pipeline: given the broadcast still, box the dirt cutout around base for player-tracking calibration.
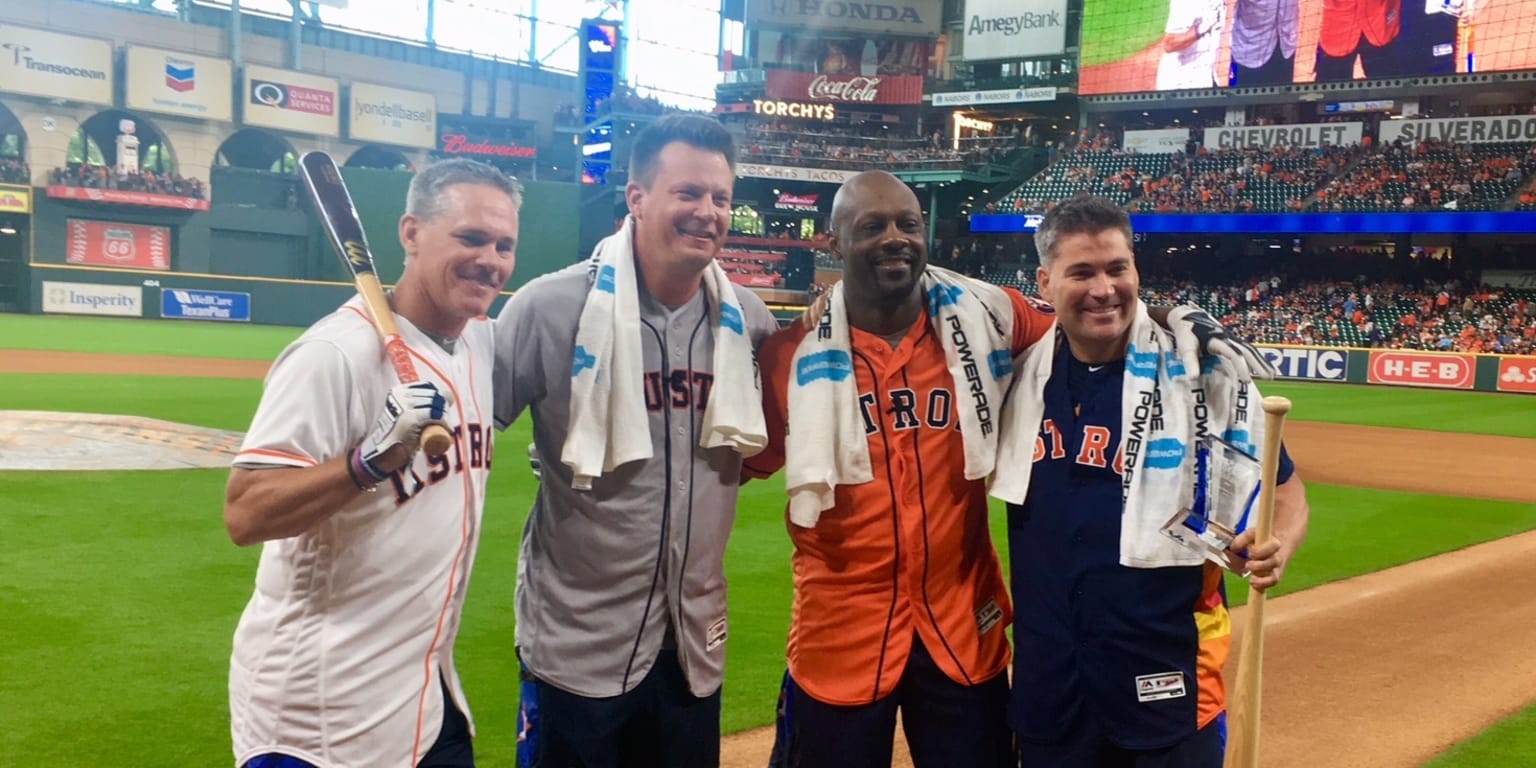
[4,349,1534,768]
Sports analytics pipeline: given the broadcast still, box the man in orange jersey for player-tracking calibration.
[746,175,1271,767]
[1314,0,1402,80]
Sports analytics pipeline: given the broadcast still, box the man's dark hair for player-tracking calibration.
[1034,194,1133,267]
[628,113,736,188]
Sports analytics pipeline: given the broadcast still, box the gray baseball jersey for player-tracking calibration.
[492,262,777,698]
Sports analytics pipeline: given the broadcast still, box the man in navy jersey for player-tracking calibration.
[1003,195,1311,767]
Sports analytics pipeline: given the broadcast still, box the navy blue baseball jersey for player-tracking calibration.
[1006,342,1294,750]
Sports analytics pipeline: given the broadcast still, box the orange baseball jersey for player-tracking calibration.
[1318,0,1401,57]
[745,287,1055,706]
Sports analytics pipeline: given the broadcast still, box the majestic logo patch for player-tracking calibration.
[1136,672,1187,703]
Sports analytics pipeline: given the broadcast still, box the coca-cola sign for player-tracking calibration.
[766,70,924,105]
[439,133,537,160]
[808,75,882,102]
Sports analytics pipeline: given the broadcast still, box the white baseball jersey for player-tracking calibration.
[229,296,494,768]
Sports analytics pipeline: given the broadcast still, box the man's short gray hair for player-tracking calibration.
[405,158,524,220]
[1034,194,1133,268]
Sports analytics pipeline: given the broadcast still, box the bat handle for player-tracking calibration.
[421,423,453,458]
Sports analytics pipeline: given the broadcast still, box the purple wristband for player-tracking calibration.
[349,444,388,489]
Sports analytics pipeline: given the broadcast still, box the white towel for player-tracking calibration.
[991,300,1264,567]
[785,266,1015,527]
[563,216,767,490]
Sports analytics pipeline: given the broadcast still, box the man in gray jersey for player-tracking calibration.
[1230,0,1300,86]
[492,114,778,767]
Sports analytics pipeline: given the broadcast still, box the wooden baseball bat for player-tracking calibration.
[1223,395,1292,768]
[298,151,452,457]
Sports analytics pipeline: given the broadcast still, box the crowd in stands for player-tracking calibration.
[1312,138,1527,212]
[1138,274,1535,354]
[1137,145,1363,213]
[0,158,29,185]
[997,127,1536,215]
[49,164,207,199]
[736,121,1026,172]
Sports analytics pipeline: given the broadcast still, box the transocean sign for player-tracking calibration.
[962,0,1066,60]
[0,24,113,105]
[746,0,942,36]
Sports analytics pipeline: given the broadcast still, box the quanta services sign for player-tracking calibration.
[1368,351,1475,389]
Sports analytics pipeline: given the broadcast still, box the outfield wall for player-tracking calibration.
[20,168,581,326]
[1257,344,1536,396]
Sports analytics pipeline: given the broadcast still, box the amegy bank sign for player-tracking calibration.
[1202,122,1363,150]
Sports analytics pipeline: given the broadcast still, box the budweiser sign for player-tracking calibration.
[439,133,537,160]
[766,71,924,105]
[809,75,881,103]
[775,193,820,212]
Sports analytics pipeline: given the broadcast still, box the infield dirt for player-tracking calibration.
[4,350,1533,768]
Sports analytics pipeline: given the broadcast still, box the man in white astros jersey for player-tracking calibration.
[224,158,522,768]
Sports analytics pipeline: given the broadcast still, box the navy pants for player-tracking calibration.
[1016,712,1225,768]
[768,635,1012,768]
[518,649,720,768]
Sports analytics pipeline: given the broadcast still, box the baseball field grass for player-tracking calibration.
[3,315,1535,765]
[1424,703,1536,767]
[1078,0,1167,68]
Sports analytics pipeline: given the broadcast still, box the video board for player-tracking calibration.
[1078,0,1536,96]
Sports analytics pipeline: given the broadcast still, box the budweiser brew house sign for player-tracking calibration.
[765,71,924,105]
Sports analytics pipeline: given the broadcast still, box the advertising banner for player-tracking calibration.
[244,64,340,137]
[1367,351,1476,389]
[1124,128,1190,153]
[1257,346,1349,381]
[774,193,821,211]
[124,45,234,122]
[961,0,1066,61]
[1202,122,1363,151]
[1380,115,1536,145]
[737,162,860,184]
[1483,269,1536,290]
[765,71,924,105]
[66,219,171,271]
[730,273,782,288]
[349,81,436,149]
[161,288,250,322]
[0,24,112,105]
[41,280,143,317]
[745,0,943,37]
[751,99,838,121]
[46,186,210,211]
[931,86,1055,107]
[0,184,32,214]
[1496,357,1536,394]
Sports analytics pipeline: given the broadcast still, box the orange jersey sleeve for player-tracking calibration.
[741,322,806,481]
[1004,286,1057,355]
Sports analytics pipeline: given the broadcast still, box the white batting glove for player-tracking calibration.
[1168,305,1275,383]
[352,382,451,485]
